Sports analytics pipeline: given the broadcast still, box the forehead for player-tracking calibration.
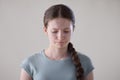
[47,18,72,29]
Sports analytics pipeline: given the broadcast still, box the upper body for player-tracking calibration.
[20,4,94,80]
[20,50,94,80]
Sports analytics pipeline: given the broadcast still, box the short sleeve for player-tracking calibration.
[83,56,94,77]
[78,53,94,77]
[20,57,33,77]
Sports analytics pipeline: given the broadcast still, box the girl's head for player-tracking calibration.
[43,4,84,80]
[43,4,75,49]
[43,4,75,29]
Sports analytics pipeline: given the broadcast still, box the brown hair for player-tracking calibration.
[43,4,84,80]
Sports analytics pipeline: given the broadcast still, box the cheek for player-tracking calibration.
[48,33,56,40]
[65,33,71,38]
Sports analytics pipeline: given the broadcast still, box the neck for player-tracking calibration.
[45,46,68,60]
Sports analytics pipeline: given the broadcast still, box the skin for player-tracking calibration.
[44,18,73,60]
[20,18,94,80]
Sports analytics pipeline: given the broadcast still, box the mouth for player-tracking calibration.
[56,42,65,44]
[57,42,64,43]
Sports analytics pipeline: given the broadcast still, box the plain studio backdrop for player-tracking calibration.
[0,0,120,80]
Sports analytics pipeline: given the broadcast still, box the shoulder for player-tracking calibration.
[25,50,44,61]
[77,52,91,63]
[77,51,94,77]
[21,50,44,66]
[20,50,44,77]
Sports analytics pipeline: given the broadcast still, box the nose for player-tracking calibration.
[57,31,64,40]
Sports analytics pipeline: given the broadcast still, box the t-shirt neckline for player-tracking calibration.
[42,49,71,62]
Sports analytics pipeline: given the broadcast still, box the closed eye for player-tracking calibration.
[52,31,58,33]
[64,30,70,33]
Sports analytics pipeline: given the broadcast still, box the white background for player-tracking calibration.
[0,0,120,80]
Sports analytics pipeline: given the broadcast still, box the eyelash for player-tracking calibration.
[52,31,69,33]
[52,31,57,33]
[64,31,69,33]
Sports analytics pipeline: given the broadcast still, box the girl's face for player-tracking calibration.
[44,18,74,49]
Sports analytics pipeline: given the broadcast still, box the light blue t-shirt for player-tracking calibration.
[21,49,94,80]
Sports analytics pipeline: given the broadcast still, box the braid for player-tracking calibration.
[68,42,84,80]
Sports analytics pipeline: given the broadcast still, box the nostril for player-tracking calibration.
[57,36,64,40]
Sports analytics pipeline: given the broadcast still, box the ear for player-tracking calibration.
[43,27,48,35]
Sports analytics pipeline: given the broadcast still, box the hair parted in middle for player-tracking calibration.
[43,4,84,80]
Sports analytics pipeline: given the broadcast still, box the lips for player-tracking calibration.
[56,41,65,44]
[57,42,64,43]
[57,40,68,43]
